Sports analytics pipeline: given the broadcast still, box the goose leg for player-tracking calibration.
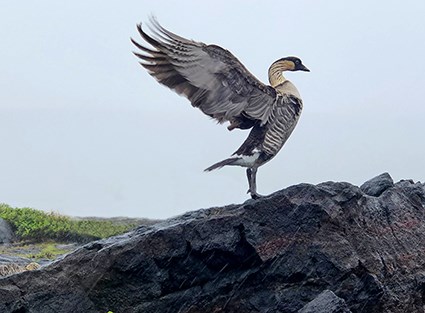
[246,168,262,199]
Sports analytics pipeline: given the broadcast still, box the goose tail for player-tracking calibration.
[204,157,240,172]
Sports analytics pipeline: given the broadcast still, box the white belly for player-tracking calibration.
[234,152,261,167]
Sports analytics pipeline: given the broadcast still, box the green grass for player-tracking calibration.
[0,203,139,243]
[24,242,69,260]
[1,242,75,260]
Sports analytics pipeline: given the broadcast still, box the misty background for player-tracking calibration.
[1,1,424,219]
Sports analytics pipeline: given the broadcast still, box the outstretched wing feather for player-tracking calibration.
[131,19,276,125]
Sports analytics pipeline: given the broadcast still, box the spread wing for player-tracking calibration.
[131,18,277,126]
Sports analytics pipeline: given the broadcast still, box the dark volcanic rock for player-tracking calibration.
[0,256,32,266]
[360,172,394,196]
[0,218,14,244]
[1,177,425,312]
[299,290,352,313]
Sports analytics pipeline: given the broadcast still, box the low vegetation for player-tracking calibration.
[0,242,70,260]
[0,203,141,243]
[25,242,70,260]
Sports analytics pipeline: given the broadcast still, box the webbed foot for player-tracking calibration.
[251,192,263,200]
[247,189,264,200]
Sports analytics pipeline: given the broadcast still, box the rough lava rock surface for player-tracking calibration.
[360,172,394,197]
[298,290,352,313]
[1,173,425,313]
[0,218,14,244]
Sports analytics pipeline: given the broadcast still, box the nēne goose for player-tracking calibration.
[131,18,309,199]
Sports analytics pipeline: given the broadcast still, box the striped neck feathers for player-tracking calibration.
[268,60,295,88]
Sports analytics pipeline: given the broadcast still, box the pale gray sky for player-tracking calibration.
[1,1,424,219]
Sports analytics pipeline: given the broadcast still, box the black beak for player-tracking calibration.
[297,64,310,72]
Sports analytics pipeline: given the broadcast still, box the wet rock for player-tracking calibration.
[0,255,32,266]
[0,218,14,244]
[298,290,351,313]
[0,175,425,313]
[360,172,394,196]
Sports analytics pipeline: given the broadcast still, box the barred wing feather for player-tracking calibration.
[131,19,277,126]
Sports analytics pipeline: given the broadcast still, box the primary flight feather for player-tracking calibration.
[131,18,309,199]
